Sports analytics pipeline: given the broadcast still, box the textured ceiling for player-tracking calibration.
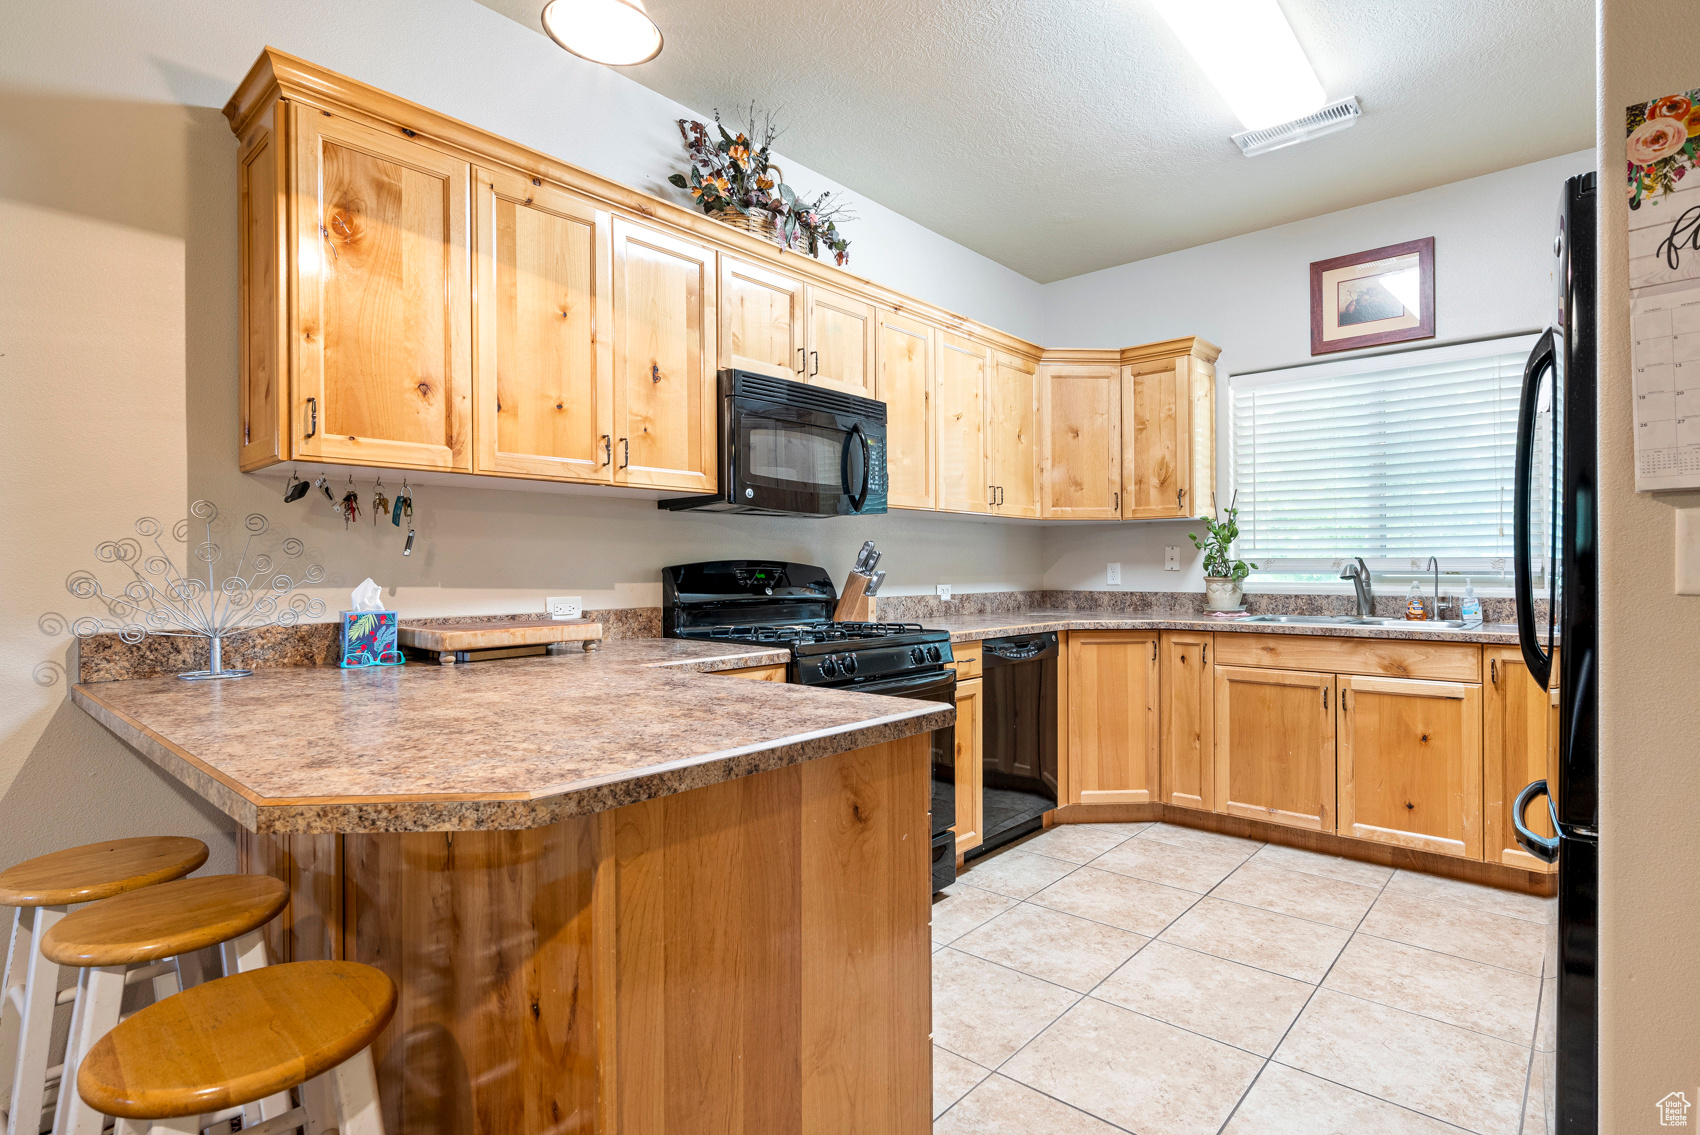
[474,0,1593,283]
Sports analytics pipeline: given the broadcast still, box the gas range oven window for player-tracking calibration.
[742,420,850,494]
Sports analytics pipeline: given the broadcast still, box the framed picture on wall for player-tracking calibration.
[1309,237,1435,355]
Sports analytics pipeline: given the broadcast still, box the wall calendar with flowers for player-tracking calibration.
[1627,86,1700,490]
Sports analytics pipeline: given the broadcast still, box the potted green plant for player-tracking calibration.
[1188,504,1257,612]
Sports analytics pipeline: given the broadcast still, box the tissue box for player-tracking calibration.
[338,609,401,668]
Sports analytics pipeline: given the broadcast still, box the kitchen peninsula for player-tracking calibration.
[71,639,948,1134]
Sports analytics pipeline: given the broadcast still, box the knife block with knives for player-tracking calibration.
[834,540,886,622]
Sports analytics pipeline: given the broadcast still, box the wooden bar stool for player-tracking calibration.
[0,837,207,1135]
[76,960,396,1135]
[40,875,289,1135]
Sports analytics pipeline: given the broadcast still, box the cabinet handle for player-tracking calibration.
[651,363,662,384]
[809,350,819,377]
[304,397,317,439]
[1178,487,1185,508]
[601,434,612,466]
[1114,491,1120,513]
[997,486,1004,506]
[1490,658,1498,685]
[1151,641,1157,662]
[619,437,629,468]
[797,347,806,374]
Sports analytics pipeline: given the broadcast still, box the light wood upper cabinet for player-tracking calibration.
[1067,632,1159,805]
[1337,675,1483,860]
[876,309,937,511]
[720,256,803,380]
[1159,630,1213,811]
[989,353,1040,517]
[1213,665,1336,832]
[804,283,875,398]
[610,216,717,492]
[472,168,613,483]
[1483,647,1556,872]
[293,109,472,471]
[1122,337,1219,520]
[237,99,287,471]
[936,333,991,514]
[1040,362,1121,520]
[954,677,985,854]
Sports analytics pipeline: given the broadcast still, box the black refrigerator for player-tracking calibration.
[1512,170,1598,1134]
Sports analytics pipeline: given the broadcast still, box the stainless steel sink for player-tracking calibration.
[1241,614,1472,630]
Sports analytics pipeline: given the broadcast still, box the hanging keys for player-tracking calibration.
[372,478,390,526]
[403,527,415,556]
[338,476,360,527]
[399,481,416,555]
[315,474,335,505]
[392,479,407,527]
[284,470,309,503]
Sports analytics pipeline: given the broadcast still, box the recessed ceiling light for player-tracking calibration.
[1149,0,1326,131]
[541,0,663,67]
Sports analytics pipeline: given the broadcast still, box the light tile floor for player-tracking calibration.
[932,822,1556,1135]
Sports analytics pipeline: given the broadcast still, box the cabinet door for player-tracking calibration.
[804,283,875,397]
[293,110,472,470]
[954,678,985,854]
[1159,630,1213,811]
[1213,666,1335,831]
[989,353,1040,517]
[1337,676,1483,859]
[1123,359,1187,519]
[237,99,287,471]
[472,168,612,483]
[1483,647,1555,871]
[1067,632,1159,805]
[720,256,803,380]
[1040,363,1121,520]
[610,216,718,492]
[876,309,936,511]
[936,333,991,514]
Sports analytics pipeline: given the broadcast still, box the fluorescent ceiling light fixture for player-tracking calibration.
[1150,0,1326,130]
[541,0,663,66]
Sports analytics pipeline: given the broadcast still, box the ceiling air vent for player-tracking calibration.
[1232,96,1361,157]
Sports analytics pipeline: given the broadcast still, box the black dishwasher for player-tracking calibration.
[972,633,1060,859]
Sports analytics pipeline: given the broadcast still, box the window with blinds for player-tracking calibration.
[1229,334,1541,573]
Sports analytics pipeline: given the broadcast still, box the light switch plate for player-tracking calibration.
[1165,547,1181,571]
[546,596,583,620]
[936,584,952,601]
[1106,562,1121,585]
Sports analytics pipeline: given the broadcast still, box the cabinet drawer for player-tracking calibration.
[718,664,787,682]
[947,642,982,680]
[1211,633,1479,683]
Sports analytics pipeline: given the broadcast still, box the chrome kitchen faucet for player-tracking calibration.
[1340,557,1374,617]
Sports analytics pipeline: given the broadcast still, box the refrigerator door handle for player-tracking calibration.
[1513,328,1557,691]
[1512,778,1561,862]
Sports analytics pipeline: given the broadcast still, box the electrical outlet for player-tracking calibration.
[1106,562,1121,585]
[936,584,952,601]
[1164,546,1181,571]
[546,596,583,620]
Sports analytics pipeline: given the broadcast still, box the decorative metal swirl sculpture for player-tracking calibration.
[65,500,326,679]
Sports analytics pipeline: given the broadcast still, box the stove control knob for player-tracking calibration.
[841,654,858,674]
[926,645,942,663]
[819,657,839,678]
[909,646,925,664]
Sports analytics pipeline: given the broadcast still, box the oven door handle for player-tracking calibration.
[842,423,871,513]
[851,670,956,699]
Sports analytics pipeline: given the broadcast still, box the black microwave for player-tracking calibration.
[659,370,888,517]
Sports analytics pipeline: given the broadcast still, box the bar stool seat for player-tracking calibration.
[40,875,287,969]
[77,961,395,1134]
[0,837,208,908]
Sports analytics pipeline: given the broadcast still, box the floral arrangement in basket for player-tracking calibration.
[1627,89,1700,208]
[668,107,853,265]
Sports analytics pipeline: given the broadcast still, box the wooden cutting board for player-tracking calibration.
[397,618,602,652]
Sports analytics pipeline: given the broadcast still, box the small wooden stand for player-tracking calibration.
[833,573,877,622]
[397,618,603,665]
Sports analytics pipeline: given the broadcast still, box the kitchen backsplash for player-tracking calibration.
[877,590,1540,625]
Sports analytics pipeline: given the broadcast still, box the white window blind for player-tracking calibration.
[1230,335,1539,571]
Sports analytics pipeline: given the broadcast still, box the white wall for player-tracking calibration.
[1596,3,1700,1123]
[1038,149,1598,594]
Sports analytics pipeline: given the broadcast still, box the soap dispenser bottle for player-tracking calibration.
[1404,580,1428,620]
[1460,579,1483,626]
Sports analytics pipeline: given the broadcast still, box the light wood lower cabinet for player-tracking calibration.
[1212,665,1336,832]
[721,255,803,380]
[1067,632,1159,805]
[1337,676,1483,859]
[935,333,991,514]
[1483,646,1557,872]
[610,217,718,492]
[1158,630,1213,810]
[719,664,787,682]
[954,677,984,854]
[472,167,613,482]
[876,309,937,511]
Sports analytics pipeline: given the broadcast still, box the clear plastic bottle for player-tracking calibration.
[1405,580,1428,620]
[1460,579,1483,626]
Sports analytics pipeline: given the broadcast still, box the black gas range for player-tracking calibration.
[663,560,960,891]
[662,561,955,688]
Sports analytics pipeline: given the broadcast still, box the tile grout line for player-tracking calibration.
[1259,1060,1492,1135]
[1320,986,1541,1050]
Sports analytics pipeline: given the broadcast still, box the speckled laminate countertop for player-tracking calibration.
[926,609,1526,645]
[72,639,951,835]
